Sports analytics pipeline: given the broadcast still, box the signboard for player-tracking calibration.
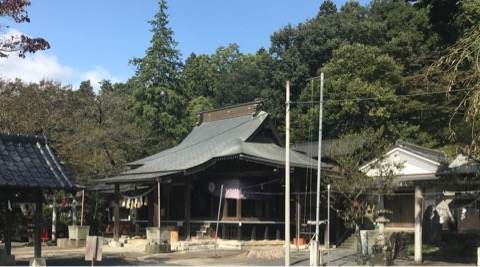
[85,236,103,263]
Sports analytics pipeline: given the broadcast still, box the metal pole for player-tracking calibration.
[327,184,331,265]
[215,184,224,256]
[285,80,291,266]
[157,179,161,230]
[313,73,324,267]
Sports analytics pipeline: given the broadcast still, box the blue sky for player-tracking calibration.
[1,0,368,89]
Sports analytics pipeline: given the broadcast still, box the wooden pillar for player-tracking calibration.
[265,198,271,219]
[34,193,43,258]
[166,184,171,220]
[113,183,120,242]
[80,189,85,226]
[264,225,269,240]
[3,199,12,256]
[251,225,256,240]
[184,179,192,240]
[157,180,161,230]
[414,185,423,264]
[237,224,242,240]
[236,199,242,219]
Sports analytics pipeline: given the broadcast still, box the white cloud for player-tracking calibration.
[79,66,121,90]
[0,52,75,83]
[0,29,123,92]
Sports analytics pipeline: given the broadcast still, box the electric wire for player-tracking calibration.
[290,89,470,104]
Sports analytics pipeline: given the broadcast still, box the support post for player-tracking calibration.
[157,179,161,230]
[326,184,331,264]
[72,193,77,225]
[80,189,85,226]
[52,194,57,242]
[312,73,324,267]
[184,179,192,240]
[214,184,224,256]
[414,185,423,264]
[285,80,291,266]
[113,183,120,242]
[3,199,12,255]
[236,199,242,220]
[34,193,43,258]
[295,178,301,251]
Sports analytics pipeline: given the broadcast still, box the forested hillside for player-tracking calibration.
[1,0,479,183]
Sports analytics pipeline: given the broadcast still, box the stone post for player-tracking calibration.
[414,185,423,264]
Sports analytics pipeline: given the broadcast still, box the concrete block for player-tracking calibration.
[68,239,86,248]
[146,227,170,244]
[57,238,69,248]
[29,257,46,267]
[68,225,90,240]
[145,242,171,253]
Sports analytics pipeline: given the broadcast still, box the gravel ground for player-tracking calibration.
[9,241,475,266]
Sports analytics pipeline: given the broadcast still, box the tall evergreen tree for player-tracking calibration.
[129,0,187,148]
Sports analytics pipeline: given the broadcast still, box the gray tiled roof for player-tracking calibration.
[100,111,324,184]
[294,136,367,159]
[0,133,75,190]
[395,140,448,164]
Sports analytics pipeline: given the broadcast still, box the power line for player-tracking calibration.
[291,89,470,104]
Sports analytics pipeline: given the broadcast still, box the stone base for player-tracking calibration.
[29,257,46,267]
[57,238,86,248]
[145,243,171,253]
[68,225,90,240]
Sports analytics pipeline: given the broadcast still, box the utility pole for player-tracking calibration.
[285,80,291,267]
[327,184,331,265]
[311,73,324,267]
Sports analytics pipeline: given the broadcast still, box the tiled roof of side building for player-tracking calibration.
[0,133,75,191]
[394,140,449,164]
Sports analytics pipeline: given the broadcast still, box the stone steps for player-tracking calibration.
[338,233,357,249]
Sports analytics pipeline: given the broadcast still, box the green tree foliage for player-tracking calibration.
[0,0,477,184]
[429,25,480,156]
[295,44,404,141]
[0,79,151,183]
[129,0,186,148]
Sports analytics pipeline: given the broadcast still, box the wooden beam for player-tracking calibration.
[203,170,278,179]
[34,192,43,258]
[113,184,120,242]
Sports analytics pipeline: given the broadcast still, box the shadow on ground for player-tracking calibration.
[15,255,175,266]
